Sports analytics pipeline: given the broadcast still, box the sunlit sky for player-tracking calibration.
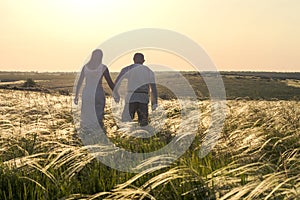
[1,0,300,72]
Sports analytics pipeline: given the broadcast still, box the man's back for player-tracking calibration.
[117,64,156,104]
[114,53,158,126]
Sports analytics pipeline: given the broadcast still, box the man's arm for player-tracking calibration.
[149,71,158,110]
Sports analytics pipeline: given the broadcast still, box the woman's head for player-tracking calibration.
[91,49,103,62]
[89,49,103,65]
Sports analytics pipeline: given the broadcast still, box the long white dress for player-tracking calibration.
[80,64,106,132]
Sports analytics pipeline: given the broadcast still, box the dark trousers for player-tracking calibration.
[122,102,149,126]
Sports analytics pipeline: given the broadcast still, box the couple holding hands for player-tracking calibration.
[74,49,158,130]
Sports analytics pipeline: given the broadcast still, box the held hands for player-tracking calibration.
[113,92,120,103]
[74,96,79,105]
[151,103,158,111]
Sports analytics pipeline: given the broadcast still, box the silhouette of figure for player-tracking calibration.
[74,49,115,129]
[114,53,158,126]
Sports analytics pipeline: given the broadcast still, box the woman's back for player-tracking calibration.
[74,49,115,129]
[83,64,106,90]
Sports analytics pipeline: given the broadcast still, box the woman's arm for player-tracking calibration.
[74,66,85,105]
[103,67,115,91]
[104,67,120,102]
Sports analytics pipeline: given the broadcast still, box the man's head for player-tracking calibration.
[133,53,145,64]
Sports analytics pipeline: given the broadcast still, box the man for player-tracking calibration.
[114,53,158,126]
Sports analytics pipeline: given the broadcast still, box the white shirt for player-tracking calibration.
[115,64,157,104]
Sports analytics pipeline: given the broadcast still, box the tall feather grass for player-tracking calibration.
[0,89,299,199]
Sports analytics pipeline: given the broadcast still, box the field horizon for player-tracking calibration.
[0,70,299,101]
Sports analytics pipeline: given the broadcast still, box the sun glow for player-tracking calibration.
[60,0,109,13]
[1,0,300,72]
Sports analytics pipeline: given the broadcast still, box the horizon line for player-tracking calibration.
[0,70,300,73]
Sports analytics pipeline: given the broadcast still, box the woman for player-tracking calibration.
[74,49,115,129]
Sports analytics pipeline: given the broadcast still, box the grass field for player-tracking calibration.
[0,84,299,199]
[1,71,300,100]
